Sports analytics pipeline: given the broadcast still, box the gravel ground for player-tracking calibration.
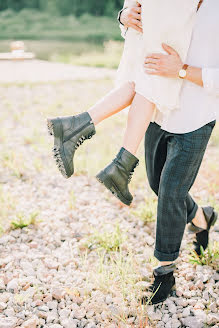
[0,64,218,328]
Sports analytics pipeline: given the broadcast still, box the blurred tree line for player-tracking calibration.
[0,0,124,16]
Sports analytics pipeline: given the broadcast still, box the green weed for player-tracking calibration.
[188,241,219,270]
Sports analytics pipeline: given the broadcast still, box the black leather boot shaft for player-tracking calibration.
[96,147,139,206]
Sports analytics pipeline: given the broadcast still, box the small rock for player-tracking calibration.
[195,279,204,290]
[182,307,190,317]
[0,302,7,310]
[7,279,18,293]
[168,302,177,314]
[52,288,66,300]
[21,318,37,328]
[171,319,181,328]
[181,316,203,328]
[209,301,217,313]
[207,313,219,325]
[0,317,17,328]
[73,308,86,320]
[162,314,170,323]
[105,295,113,304]
[0,278,6,290]
[145,235,154,246]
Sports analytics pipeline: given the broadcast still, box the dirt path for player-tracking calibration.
[0,60,116,84]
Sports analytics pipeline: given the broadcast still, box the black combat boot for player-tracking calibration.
[140,263,176,305]
[188,206,218,255]
[96,147,139,206]
[47,112,96,178]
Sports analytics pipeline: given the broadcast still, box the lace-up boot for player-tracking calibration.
[96,147,139,206]
[47,112,96,178]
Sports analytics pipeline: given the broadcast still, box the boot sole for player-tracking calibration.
[96,171,132,206]
[47,118,72,179]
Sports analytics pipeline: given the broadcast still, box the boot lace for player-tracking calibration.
[128,161,139,184]
[75,131,95,149]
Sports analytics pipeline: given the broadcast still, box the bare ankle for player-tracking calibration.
[192,207,207,230]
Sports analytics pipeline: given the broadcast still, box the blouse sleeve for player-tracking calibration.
[202,68,219,97]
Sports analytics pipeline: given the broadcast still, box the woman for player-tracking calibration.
[47,0,199,206]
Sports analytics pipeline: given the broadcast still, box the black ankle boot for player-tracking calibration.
[140,264,176,305]
[188,206,218,255]
[47,112,96,178]
[96,147,139,206]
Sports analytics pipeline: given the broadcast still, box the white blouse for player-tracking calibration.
[120,0,219,133]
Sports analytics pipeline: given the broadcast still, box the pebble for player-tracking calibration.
[7,279,18,293]
[0,317,17,328]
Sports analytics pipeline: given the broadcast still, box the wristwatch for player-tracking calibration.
[179,64,189,79]
[117,7,128,26]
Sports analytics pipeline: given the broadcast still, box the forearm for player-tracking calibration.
[184,66,203,87]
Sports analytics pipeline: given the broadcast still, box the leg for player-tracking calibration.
[47,81,135,178]
[154,122,215,261]
[96,93,155,205]
[122,93,155,155]
[144,122,199,226]
[88,81,135,125]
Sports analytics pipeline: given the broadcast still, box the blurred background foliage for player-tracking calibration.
[0,0,125,67]
[0,0,124,16]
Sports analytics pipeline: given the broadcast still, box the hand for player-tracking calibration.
[144,43,183,78]
[120,3,142,33]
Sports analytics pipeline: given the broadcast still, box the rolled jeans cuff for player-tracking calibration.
[187,202,198,224]
[154,249,179,262]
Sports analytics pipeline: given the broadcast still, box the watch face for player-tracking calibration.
[179,69,186,78]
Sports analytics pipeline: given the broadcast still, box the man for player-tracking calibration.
[118,0,218,304]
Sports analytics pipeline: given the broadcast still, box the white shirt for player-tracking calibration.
[120,0,219,133]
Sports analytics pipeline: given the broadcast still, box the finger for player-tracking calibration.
[131,18,142,26]
[144,63,158,69]
[129,24,143,33]
[132,6,141,13]
[145,69,161,76]
[146,53,164,59]
[162,43,178,55]
[131,12,141,21]
[144,58,158,64]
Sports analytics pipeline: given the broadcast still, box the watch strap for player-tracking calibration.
[182,64,189,71]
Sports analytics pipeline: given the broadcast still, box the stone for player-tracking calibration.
[52,288,66,300]
[168,302,177,314]
[73,308,86,320]
[182,307,190,317]
[60,318,77,328]
[105,295,113,304]
[171,319,181,328]
[47,300,58,310]
[21,318,37,328]
[0,317,17,328]
[145,236,154,246]
[0,279,6,290]
[0,302,7,310]
[209,301,217,313]
[181,316,203,328]
[7,279,18,293]
[207,313,219,325]
[162,314,170,323]
[195,279,204,290]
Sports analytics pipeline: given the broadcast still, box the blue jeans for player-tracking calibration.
[144,121,216,261]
